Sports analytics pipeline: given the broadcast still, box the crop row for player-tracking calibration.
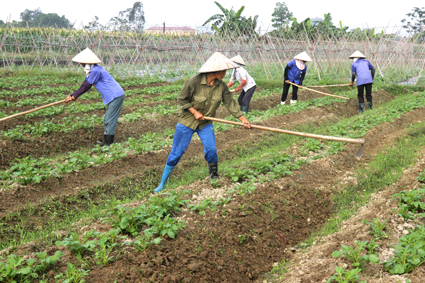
[0,83,179,100]
[0,87,280,137]
[327,179,425,282]
[0,75,165,90]
[0,84,183,119]
[0,190,190,282]
[3,88,415,186]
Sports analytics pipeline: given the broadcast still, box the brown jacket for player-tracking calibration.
[178,73,243,130]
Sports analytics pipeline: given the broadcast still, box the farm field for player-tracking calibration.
[1,70,425,283]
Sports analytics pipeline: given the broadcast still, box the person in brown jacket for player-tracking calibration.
[154,52,251,193]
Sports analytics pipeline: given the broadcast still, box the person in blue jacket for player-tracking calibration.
[348,51,375,113]
[64,48,125,146]
[281,51,312,106]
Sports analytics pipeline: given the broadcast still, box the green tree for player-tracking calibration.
[203,1,258,37]
[85,16,104,31]
[18,8,71,28]
[107,1,145,32]
[32,13,71,28]
[401,7,425,42]
[271,2,293,28]
[20,8,42,24]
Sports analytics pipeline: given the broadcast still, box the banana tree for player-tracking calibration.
[202,1,246,37]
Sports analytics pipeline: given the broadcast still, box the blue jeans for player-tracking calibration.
[166,123,218,166]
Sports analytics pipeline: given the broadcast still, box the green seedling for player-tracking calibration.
[126,233,162,252]
[362,218,389,239]
[332,241,380,270]
[54,262,90,283]
[382,225,425,274]
[327,266,365,283]
[392,188,425,220]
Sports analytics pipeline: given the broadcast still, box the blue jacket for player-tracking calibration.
[285,60,307,85]
[86,65,124,105]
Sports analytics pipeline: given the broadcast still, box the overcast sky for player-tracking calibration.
[1,0,423,32]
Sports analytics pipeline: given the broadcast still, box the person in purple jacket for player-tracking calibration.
[64,48,125,146]
[281,51,312,106]
[348,51,375,113]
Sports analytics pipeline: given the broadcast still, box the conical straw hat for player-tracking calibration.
[294,51,312,62]
[72,48,102,64]
[349,51,366,59]
[198,52,239,73]
[230,54,246,66]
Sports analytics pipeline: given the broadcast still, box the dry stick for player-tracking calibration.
[302,22,321,80]
[287,82,350,100]
[0,100,66,122]
[204,116,365,160]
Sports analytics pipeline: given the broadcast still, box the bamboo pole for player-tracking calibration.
[204,116,365,160]
[0,100,66,122]
[204,116,364,144]
[287,82,350,100]
[309,84,351,88]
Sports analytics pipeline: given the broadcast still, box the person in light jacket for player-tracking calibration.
[281,51,312,106]
[227,54,257,113]
[348,51,375,113]
[64,48,125,146]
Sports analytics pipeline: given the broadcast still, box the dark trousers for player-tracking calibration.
[357,83,372,104]
[238,85,256,107]
[281,82,298,102]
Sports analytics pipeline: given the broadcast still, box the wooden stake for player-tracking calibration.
[0,100,66,122]
[287,82,350,100]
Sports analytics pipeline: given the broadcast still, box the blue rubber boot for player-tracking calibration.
[154,165,175,193]
[357,103,365,113]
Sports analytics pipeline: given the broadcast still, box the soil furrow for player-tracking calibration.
[0,88,336,169]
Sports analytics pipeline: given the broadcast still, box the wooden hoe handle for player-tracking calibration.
[0,99,66,122]
[288,82,350,100]
[308,84,351,88]
[204,116,365,160]
[204,116,364,145]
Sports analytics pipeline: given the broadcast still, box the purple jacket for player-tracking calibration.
[352,59,374,86]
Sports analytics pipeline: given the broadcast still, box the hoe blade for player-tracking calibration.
[355,143,365,160]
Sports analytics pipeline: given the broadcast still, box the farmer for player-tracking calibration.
[281,51,312,106]
[348,51,375,113]
[227,54,257,113]
[64,48,125,146]
[154,52,251,193]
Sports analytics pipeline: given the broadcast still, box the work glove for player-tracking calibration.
[285,80,290,84]
[235,86,242,92]
[64,95,75,103]
[239,116,251,129]
[349,82,354,86]
[227,82,234,88]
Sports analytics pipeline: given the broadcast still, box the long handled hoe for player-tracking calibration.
[0,99,66,122]
[204,116,365,160]
[309,84,351,88]
[287,82,350,100]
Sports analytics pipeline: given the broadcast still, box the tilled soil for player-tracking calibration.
[1,90,417,282]
[265,108,425,283]
[0,90,393,216]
